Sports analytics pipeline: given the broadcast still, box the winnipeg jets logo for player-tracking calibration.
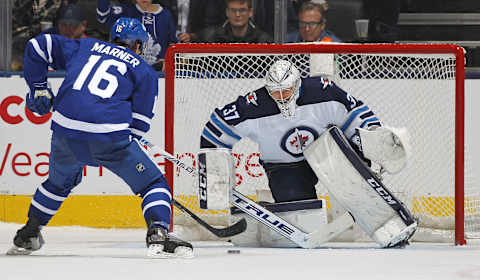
[246,92,258,106]
[281,126,319,157]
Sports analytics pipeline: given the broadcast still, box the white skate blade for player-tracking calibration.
[6,246,34,256]
[147,244,194,259]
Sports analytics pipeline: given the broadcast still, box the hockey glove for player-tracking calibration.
[26,87,54,115]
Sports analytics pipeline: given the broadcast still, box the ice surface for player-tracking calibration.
[1,222,479,280]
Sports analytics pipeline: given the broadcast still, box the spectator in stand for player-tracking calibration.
[157,0,194,42]
[287,1,341,43]
[181,0,227,43]
[198,0,272,43]
[43,4,88,39]
[96,0,177,71]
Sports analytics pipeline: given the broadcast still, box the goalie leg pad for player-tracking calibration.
[304,126,417,247]
[197,148,235,210]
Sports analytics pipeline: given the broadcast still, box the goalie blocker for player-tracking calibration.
[304,126,417,248]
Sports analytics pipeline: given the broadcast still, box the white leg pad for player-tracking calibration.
[304,127,416,247]
[197,148,235,210]
[373,216,418,247]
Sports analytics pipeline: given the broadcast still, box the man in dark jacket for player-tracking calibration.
[199,0,272,43]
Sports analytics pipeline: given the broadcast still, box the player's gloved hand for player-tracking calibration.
[26,87,54,115]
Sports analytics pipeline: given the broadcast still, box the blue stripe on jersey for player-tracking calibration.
[131,118,150,134]
[202,128,233,149]
[52,121,131,142]
[360,117,379,128]
[341,106,369,132]
[211,113,241,140]
[29,35,53,64]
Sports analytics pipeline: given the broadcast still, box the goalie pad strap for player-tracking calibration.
[328,128,415,226]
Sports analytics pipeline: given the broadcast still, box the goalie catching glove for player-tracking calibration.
[358,126,410,174]
[197,148,235,210]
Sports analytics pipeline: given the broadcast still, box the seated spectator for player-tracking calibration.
[96,0,177,71]
[198,0,273,43]
[157,0,195,42]
[181,0,225,43]
[42,4,88,39]
[287,1,341,43]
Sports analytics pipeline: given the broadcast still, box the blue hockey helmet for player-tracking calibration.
[110,17,148,48]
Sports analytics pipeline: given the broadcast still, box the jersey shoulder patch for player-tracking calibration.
[239,87,279,118]
[216,87,279,125]
[298,77,359,110]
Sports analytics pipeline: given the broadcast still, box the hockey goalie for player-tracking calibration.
[197,59,417,248]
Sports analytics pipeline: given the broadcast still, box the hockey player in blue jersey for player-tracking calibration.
[7,17,193,258]
[97,0,177,70]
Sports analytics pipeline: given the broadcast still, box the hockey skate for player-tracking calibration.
[146,224,193,259]
[7,217,44,256]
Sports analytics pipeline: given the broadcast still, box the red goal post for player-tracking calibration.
[164,43,476,245]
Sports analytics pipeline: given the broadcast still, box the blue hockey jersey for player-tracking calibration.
[96,0,177,64]
[200,77,382,163]
[24,34,159,142]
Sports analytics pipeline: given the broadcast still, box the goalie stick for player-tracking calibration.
[139,138,355,248]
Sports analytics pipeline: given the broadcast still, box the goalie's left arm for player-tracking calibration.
[335,90,409,174]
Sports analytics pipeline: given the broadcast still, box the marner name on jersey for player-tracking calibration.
[91,42,141,68]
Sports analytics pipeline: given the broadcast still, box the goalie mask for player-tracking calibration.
[265,60,301,119]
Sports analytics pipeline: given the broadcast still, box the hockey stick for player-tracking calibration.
[171,199,247,238]
[139,138,354,248]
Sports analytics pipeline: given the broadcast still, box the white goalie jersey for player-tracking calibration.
[200,76,382,163]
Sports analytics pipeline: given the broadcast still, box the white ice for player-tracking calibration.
[1,222,479,280]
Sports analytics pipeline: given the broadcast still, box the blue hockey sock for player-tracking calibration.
[141,183,172,230]
[28,180,70,226]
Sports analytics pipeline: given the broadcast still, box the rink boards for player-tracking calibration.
[0,74,479,228]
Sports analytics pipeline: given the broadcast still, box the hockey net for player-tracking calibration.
[164,43,479,245]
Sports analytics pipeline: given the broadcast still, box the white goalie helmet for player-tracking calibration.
[265,60,302,119]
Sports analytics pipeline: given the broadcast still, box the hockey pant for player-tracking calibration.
[28,133,171,230]
[262,160,318,203]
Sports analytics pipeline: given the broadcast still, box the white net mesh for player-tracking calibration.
[166,44,479,243]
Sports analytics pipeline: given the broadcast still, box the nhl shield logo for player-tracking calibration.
[136,163,145,172]
[281,126,319,157]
